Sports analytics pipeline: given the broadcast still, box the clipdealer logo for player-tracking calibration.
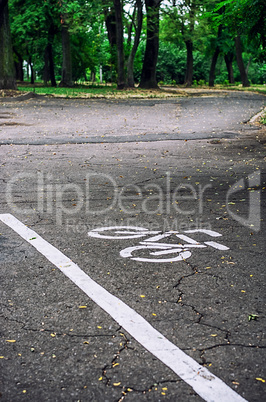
[226,170,261,232]
[5,172,212,224]
[5,170,262,231]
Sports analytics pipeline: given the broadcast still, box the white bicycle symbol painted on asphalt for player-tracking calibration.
[88,226,229,263]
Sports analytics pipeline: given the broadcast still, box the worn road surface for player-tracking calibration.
[0,90,265,402]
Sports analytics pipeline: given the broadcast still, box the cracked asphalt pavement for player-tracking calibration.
[0,90,265,401]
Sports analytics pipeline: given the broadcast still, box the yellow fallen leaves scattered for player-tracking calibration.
[113,382,121,386]
[256,378,265,383]
[140,295,145,298]
[79,306,87,309]
[6,340,16,343]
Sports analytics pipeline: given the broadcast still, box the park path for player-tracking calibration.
[0,91,264,144]
[0,90,265,401]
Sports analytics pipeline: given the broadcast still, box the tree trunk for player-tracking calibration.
[245,57,252,76]
[235,35,249,87]
[44,47,49,85]
[208,47,219,87]
[139,0,161,89]
[224,52,234,84]
[209,25,222,87]
[181,0,197,87]
[114,0,125,89]
[29,56,34,84]
[47,42,56,87]
[83,69,87,82]
[126,0,143,87]
[14,49,23,81]
[44,43,56,87]
[104,4,117,82]
[14,59,20,81]
[59,22,73,87]
[127,2,136,46]
[0,0,17,89]
[47,23,56,87]
[184,39,193,87]
[26,62,29,80]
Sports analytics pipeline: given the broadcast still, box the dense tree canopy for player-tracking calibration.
[0,0,265,89]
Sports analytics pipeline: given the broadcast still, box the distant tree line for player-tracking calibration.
[0,0,265,90]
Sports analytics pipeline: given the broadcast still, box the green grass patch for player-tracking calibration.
[17,84,186,99]
[221,84,266,95]
[17,82,266,98]
[260,112,266,125]
[17,84,119,97]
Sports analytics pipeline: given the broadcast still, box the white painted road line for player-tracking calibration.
[0,213,247,402]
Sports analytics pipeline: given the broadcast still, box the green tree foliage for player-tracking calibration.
[160,0,211,85]
[9,0,61,84]
[210,0,265,53]
[204,0,266,86]
[5,0,265,88]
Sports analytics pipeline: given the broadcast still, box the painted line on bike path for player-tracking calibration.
[0,213,246,402]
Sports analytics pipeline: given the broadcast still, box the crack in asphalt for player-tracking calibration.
[201,344,266,352]
[0,314,119,339]
[173,261,231,341]
[101,329,132,386]
[171,259,266,371]
[98,326,184,399]
[199,343,266,367]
